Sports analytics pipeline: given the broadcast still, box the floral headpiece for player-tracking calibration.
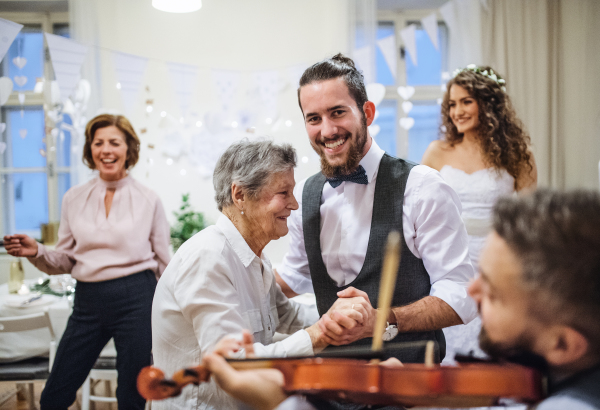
[452,64,506,92]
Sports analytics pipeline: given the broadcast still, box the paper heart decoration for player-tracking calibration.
[366,83,386,107]
[0,142,6,155]
[19,129,27,139]
[373,110,380,122]
[0,123,5,134]
[441,71,451,81]
[39,148,46,157]
[18,93,25,105]
[368,124,381,137]
[397,86,415,100]
[51,128,59,138]
[402,101,413,114]
[14,76,27,87]
[440,84,447,92]
[399,117,415,130]
[437,98,443,105]
[0,77,13,106]
[12,57,27,69]
[73,79,91,105]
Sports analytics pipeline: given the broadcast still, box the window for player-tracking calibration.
[0,12,71,237]
[373,10,448,163]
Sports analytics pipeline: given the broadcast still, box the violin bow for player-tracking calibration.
[371,231,401,352]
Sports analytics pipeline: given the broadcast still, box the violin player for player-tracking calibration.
[203,189,600,410]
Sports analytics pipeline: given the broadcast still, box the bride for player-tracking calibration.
[422,65,537,363]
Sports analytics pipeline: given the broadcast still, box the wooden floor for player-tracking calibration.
[0,382,114,410]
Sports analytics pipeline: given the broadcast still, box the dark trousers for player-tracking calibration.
[40,270,157,410]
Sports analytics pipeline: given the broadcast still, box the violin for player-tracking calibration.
[137,355,545,407]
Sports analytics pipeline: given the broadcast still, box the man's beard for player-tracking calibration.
[478,326,535,360]
[315,118,368,179]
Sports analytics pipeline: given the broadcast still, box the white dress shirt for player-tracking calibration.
[278,140,478,324]
[152,215,319,410]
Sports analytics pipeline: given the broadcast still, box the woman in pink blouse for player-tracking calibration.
[4,114,171,409]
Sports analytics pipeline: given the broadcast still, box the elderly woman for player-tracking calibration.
[4,114,171,409]
[151,139,366,410]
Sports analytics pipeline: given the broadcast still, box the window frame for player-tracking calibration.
[0,11,70,238]
[377,9,447,160]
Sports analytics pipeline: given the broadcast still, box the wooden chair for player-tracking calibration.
[0,309,56,410]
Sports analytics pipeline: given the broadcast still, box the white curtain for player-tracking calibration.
[442,0,600,189]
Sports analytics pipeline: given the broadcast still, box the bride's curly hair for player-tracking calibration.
[441,66,532,187]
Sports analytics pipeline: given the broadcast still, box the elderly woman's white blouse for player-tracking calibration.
[152,214,319,410]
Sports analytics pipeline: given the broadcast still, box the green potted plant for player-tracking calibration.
[170,193,208,252]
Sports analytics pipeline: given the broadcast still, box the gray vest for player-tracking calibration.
[302,154,445,363]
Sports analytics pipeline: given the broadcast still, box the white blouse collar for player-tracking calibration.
[216,214,261,268]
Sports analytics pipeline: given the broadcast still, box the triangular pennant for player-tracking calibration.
[399,24,418,66]
[211,70,240,114]
[44,33,88,102]
[353,46,374,84]
[0,18,23,64]
[111,51,148,114]
[376,35,397,79]
[421,13,439,51]
[252,70,279,119]
[166,62,198,118]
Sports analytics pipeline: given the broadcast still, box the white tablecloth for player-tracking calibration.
[0,282,72,363]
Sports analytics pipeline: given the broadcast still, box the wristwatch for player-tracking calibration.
[382,322,398,342]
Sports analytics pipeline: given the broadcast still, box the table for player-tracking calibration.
[0,282,71,363]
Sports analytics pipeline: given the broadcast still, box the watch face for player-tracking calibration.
[382,326,399,342]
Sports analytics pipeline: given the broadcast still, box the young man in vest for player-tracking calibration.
[275,54,477,362]
[203,189,600,410]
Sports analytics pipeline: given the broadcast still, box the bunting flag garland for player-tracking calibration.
[421,13,439,50]
[44,33,88,102]
[253,70,279,119]
[166,62,198,118]
[353,46,374,84]
[399,25,418,66]
[111,51,148,114]
[212,69,240,114]
[376,35,397,79]
[0,18,23,64]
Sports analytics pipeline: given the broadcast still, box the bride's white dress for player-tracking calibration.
[439,165,515,365]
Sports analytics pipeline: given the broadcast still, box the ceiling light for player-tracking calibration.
[152,0,202,13]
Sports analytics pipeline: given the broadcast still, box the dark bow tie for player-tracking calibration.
[326,165,368,188]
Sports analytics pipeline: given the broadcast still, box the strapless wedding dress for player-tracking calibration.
[439,165,515,365]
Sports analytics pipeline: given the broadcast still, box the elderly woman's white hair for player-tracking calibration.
[213,139,297,212]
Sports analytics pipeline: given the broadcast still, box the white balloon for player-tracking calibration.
[368,124,381,137]
[44,81,61,106]
[74,79,91,105]
[396,86,415,100]
[366,83,386,107]
[399,117,415,130]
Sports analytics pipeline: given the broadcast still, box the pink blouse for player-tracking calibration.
[28,176,171,282]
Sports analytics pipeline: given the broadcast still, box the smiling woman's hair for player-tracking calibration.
[493,189,600,357]
[83,114,140,170]
[213,139,297,212]
[441,66,532,188]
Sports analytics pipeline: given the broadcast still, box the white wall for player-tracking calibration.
[76,0,350,263]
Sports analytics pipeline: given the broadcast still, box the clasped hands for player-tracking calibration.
[317,286,378,346]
